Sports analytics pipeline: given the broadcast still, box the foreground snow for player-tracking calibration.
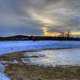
[0,64,10,80]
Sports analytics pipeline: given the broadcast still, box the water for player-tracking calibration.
[22,48,80,66]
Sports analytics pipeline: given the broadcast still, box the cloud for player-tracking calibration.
[0,0,28,26]
[0,0,80,36]
[24,0,80,31]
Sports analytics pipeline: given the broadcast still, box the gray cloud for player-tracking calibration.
[0,0,80,36]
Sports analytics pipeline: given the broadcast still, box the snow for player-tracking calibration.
[0,64,10,80]
[0,40,80,56]
[0,72,10,80]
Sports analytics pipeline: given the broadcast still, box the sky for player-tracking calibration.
[0,0,80,36]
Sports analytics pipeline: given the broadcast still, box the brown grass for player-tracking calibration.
[4,64,80,80]
[0,52,80,80]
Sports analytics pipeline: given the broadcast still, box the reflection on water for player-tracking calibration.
[22,48,80,66]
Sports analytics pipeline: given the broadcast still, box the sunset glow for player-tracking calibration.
[70,32,80,35]
[42,27,80,36]
[42,27,64,36]
[29,9,59,26]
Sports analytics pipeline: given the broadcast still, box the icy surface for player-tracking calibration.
[0,41,80,55]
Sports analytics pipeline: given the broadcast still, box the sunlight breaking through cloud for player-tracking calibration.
[0,0,80,35]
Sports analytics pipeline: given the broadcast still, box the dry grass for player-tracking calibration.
[4,64,80,80]
[0,52,80,80]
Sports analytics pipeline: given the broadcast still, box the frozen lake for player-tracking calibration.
[24,48,80,66]
[0,41,80,55]
[0,41,80,66]
[0,41,80,80]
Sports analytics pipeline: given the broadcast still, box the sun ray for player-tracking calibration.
[28,9,59,27]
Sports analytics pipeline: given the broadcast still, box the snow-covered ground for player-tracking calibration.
[0,41,80,80]
[0,64,10,80]
[0,41,80,55]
